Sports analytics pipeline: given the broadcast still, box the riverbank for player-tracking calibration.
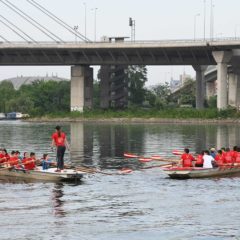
[26,108,240,124]
[27,117,240,124]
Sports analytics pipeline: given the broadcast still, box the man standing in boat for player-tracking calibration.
[51,126,70,172]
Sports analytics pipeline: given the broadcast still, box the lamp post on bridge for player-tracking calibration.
[203,0,206,40]
[83,2,87,39]
[194,13,200,40]
[91,8,98,42]
[234,25,240,39]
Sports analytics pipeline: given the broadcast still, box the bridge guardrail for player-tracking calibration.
[1,37,240,45]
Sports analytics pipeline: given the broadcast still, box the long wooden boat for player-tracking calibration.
[0,167,84,182]
[163,165,240,179]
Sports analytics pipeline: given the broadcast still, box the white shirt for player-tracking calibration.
[203,155,214,168]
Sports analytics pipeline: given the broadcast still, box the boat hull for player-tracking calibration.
[163,166,240,179]
[0,167,84,182]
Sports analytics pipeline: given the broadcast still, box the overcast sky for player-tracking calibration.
[0,0,240,85]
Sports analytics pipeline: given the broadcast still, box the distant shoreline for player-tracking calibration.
[26,117,240,125]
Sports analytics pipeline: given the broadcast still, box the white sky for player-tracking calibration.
[0,0,240,86]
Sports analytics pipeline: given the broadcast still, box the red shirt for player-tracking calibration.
[9,156,19,166]
[181,153,195,167]
[224,152,233,164]
[235,152,240,163]
[52,132,66,147]
[230,151,237,163]
[22,158,36,170]
[195,155,203,165]
[215,154,224,166]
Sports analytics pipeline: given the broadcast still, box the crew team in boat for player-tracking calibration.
[0,125,70,172]
[181,146,240,168]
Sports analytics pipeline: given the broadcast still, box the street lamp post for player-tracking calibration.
[235,25,240,39]
[73,25,78,43]
[129,17,136,42]
[203,0,206,40]
[210,0,215,40]
[83,2,87,39]
[92,8,98,42]
[194,14,200,40]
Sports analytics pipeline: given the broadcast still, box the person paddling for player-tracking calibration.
[51,126,70,172]
[181,148,195,167]
[203,150,215,168]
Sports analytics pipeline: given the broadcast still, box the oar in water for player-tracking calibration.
[138,157,179,164]
[172,150,183,156]
[124,153,140,158]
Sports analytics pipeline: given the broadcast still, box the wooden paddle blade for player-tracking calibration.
[151,155,162,160]
[138,158,153,163]
[172,150,183,156]
[118,168,133,174]
[124,153,139,158]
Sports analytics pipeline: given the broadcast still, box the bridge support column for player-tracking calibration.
[212,51,232,110]
[228,73,238,107]
[206,81,216,100]
[193,65,207,109]
[71,65,93,112]
[99,66,111,109]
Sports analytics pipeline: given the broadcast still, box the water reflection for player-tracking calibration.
[51,183,66,217]
[69,122,240,169]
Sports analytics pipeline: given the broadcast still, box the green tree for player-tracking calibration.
[0,81,16,112]
[127,65,147,106]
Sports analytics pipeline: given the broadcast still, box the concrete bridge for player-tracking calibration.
[1,39,240,111]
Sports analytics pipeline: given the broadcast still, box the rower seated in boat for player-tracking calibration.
[203,150,216,168]
[22,152,37,170]
[195,151,204,167]
[234,147,240,165]
[224,148,234,165]
[215,150,225,166]
[41,154,51,170]
[181,148,195,167]
[8,151,20,167]
[0,149,10,164]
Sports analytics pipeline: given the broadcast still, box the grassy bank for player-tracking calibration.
[33,108,240,120]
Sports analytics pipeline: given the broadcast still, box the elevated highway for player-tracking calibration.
[1,39,240,111]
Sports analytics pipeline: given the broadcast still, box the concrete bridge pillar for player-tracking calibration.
[99,66,111,109]
[228,73,238,107]
[71,65,93,112]
[193,65,207,109]
[212,51,232,110]
[206,81,216,100]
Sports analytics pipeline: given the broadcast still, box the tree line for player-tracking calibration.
[0,66,200,115]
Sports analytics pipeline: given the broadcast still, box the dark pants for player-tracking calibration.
[57,146,66,170]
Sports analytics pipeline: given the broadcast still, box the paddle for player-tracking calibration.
[139,157,179,164]
[124,153,140,158]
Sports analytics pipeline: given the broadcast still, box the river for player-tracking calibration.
[0,120,240,240]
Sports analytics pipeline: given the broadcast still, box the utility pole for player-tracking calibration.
[129,17,136,42]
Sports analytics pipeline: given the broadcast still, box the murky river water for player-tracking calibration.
[0,121,240,240]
